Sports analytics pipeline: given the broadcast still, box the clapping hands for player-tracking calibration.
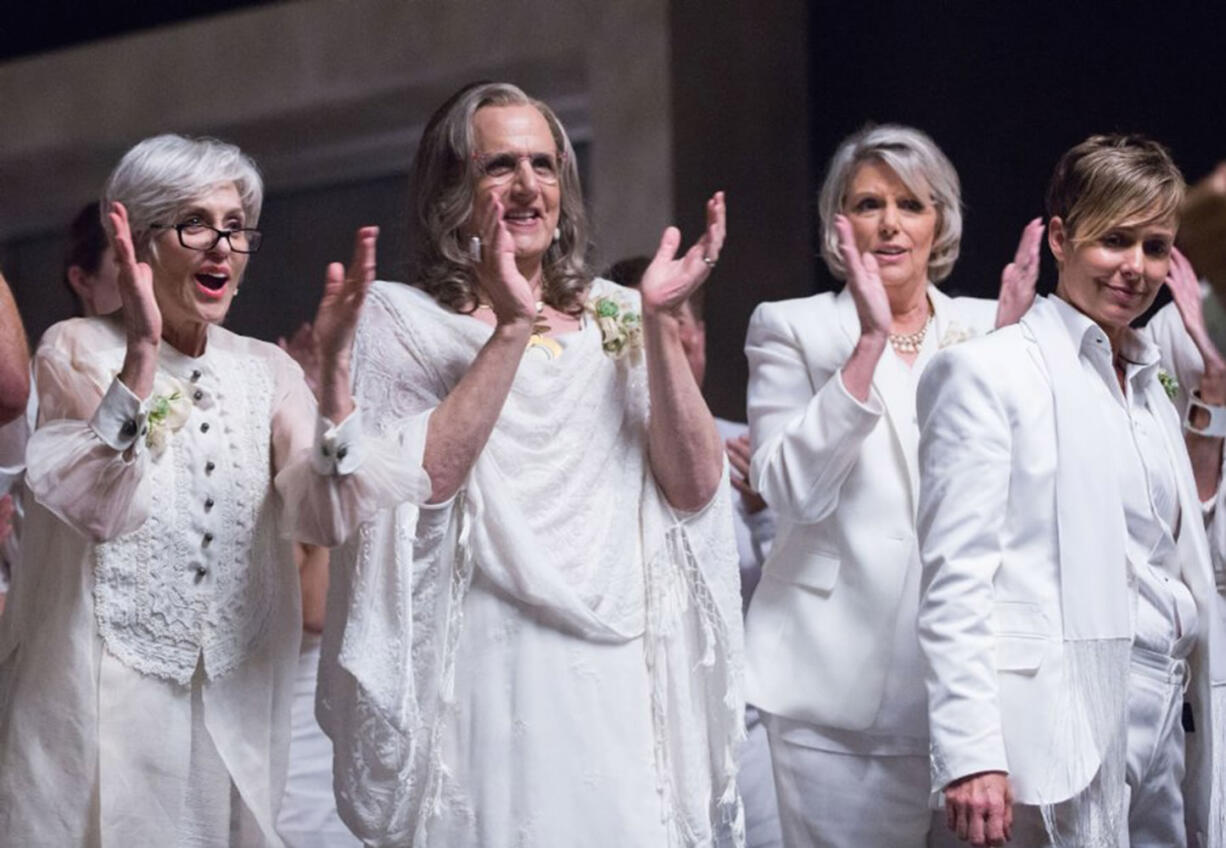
[313,227,378,364]
[994,217,1044,328]
[639,192,726,316]
[108,202,162,348]
[835,214,891,342]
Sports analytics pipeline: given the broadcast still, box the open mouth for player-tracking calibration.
[503,209,542,228]
[195,272,229,299]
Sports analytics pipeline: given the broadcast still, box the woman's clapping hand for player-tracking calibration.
[108,202,162,349]
[995,217,1044,328]
[108,202,161,399]
[835,213,891,344]
[471,194,537,328]
[313,227,378,364]
[1167,247,1226,404]
[639,192,726,316]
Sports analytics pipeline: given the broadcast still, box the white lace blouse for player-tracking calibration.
[0,315,427,847]
[318,281,746,848]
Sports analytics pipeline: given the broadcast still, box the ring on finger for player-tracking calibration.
[468,235,482,263]
[703,255,717,268]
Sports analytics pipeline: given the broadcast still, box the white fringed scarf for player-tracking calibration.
[1021,297,1132,846]
[316,280,745,847]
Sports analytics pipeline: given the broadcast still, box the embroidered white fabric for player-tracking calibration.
[0,315,428,847]
[317,280,746,847]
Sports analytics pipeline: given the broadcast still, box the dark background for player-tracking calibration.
[808,2,1226,301]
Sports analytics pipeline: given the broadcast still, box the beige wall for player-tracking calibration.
[1,0,815,419]
[0,0,674,337]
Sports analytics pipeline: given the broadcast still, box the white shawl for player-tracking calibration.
[317,280,745,847]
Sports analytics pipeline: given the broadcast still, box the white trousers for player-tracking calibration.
[277,634,362,848]
[741,707,783,848]
[764,713,930,848]
[929,649,1188,848]
[1122,648,1188,848]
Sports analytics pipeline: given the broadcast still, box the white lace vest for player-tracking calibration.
[93,348,279,685]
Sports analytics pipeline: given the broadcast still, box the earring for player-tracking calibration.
[553,227,561,242]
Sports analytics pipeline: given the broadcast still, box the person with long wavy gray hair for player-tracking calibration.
[0,133,428,847]
[315,81,745,847]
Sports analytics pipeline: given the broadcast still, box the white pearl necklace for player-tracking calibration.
[889,312,933,354]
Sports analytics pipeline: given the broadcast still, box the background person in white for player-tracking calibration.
[743,123,1042,848]
[0,272,29,618]
[918,134,1226,848]
[0,273,29,428]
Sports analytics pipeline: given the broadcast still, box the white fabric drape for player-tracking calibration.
[318,280,745,848]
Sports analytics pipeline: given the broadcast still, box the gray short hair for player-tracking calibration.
[409,81,592,315]
[817,124,962,283]
[101,134,263,260]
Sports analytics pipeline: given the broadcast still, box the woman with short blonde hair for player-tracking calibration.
[920,133,1226,848]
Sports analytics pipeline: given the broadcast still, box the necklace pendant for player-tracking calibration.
[527,333,563,359]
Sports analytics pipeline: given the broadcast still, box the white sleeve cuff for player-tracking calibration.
[89,378,149,454]
[311,406,365,476]
[836,368,885,415]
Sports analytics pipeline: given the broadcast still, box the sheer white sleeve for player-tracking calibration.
[272,348,431,548]
[25,336,154,542]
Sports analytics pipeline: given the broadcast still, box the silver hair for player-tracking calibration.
[101,134,264,260]
[817,124,962,283]
[409,81,592,314]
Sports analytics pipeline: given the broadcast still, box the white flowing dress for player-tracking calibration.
[0,315,427,848]
[317,280,746,848]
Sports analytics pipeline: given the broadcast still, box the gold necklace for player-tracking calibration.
[476,299,563,359]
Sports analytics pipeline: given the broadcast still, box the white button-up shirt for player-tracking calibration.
[1052,297,1198,658]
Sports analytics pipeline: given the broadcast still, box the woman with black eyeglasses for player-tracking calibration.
[0,134,427,847]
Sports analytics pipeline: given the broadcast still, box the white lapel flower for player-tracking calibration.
[145,374,192,457]
[939,322,976,349]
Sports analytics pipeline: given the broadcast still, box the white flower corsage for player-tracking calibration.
[588,295,644,361]
[939,322,976,349]
[145,375,192,456]
[1158,370,1179,401]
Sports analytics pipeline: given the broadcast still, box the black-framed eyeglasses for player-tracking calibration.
[150,222,264,254]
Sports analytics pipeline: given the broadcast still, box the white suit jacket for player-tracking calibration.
[743,285,996,732]
[916,296,1226,845]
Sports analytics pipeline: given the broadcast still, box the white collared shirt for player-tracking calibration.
[1051,297,1198,657]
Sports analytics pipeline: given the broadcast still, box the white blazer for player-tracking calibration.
[744,285,996,732]
[916,296,1226,845]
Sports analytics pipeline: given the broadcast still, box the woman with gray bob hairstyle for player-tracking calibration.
[315,81,744,847]
[818,124,964,284]
[741,123,1043,847]
[0,133,428,846]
